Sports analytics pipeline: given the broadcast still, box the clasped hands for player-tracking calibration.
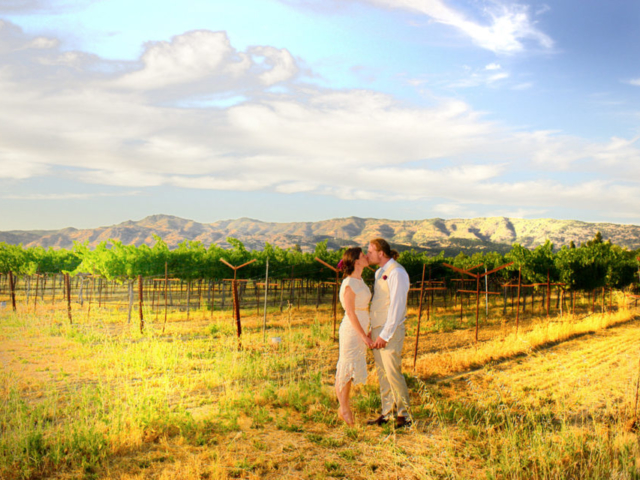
[363,333,387,349]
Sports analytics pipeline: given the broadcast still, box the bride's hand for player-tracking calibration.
[363,335,375,348]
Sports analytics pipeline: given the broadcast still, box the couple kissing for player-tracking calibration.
[335,238,412,428]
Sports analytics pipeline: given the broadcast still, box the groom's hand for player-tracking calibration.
[372,337,388,349]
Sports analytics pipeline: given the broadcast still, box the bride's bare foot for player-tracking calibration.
[338,408,354,426]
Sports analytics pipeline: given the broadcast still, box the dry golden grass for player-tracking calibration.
[413,309,638,379]
[1,301,639,479]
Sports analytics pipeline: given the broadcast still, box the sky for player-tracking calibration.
[1,0,639,231]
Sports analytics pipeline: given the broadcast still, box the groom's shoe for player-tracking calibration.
[395,416,412,428]
[366,414,389,426]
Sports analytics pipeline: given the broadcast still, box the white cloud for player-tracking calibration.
[498,208,548,218]
[249,46,298,85]
[169,175,269,191]
[24,36,58,49]
[0,151,50,179]
[0,0,94,14]
[589,135,640,167]
[364,0,553,54]
[485,63,501,70]
[433,203,478,217]
[487,72,509,83]
[226,93,494,164]
[447,67,510,88]
[511,82,533,90]
[2,191,142,200]
[535,5,551,16]
[1,21,639,221]
[626,78,640,87]
[107,30,300,107]
[78,170,167,187]
[114,31,235,90]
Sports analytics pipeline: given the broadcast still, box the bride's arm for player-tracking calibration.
[343,285,374,348]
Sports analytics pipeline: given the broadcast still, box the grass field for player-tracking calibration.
[1,301,640,479]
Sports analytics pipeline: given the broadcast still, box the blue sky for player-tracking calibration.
[1,0,639,230]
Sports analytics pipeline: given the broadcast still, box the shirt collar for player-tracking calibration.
[376,258,396,277]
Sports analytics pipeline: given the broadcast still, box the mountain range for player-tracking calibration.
[2,215,640,255]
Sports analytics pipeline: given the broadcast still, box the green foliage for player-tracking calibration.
[0,243,81,275]
[1,233,638,292]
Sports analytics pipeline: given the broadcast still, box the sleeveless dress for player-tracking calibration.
[335,276,372,393]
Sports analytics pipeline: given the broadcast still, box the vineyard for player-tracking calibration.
[1,260,639,337]
[2,233,640,479]
[1,233,639,335]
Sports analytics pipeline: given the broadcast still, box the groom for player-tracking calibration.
[366,238,412,428]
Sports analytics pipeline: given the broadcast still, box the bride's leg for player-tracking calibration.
[336,380,354,425]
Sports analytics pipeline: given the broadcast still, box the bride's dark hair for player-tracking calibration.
[340,247,362,277]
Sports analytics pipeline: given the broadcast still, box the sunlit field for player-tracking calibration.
[2,296,640,479]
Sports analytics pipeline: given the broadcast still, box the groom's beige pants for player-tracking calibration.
[371,323,411,418]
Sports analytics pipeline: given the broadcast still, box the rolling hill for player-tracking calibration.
[2,215,640,255]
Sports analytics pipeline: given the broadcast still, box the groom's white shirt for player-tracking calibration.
[373,258,410,342]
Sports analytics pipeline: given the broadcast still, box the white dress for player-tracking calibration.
[335,276,372,393]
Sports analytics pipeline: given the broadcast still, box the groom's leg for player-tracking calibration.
[371,327,394,418]
[377,323,411,418]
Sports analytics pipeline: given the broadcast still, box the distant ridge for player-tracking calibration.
[2,215,640,255]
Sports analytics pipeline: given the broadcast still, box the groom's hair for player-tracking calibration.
[370,238,399,260]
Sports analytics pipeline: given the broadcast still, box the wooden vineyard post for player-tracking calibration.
[610,287,615,313]
[263,258,269,342]
[86,276,93,322]
[51,273,57,307]
[220,258,257,339]
[253,280,260,317]
[546,270,551,318]
[289,266,295,309]
[475,273,481,332]
[138,275,144,334]
[413,264,426,370]
[42,274,47,312]
[153,280,159,322]
[34,273,39,314]
[210,280,216,319]
[8,271,16,312]
[98,277,102,309]
[459,275,464,323]
[314,258,341,341]
[186,280,192,321]
[485,267,489,317]
[65,273,72,324]
[411,266,448,370]
[444,262,513,344]
[516,268,521,335]
[151,280,157,311]
[163,263,169,334]
[232,281,240,332]
[501,271,565,335]
[279,278,285,312]
[637,257,640,310]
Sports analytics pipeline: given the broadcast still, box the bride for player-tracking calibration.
[335,247,374,425]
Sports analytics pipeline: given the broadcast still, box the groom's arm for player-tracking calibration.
[377,268,410,343]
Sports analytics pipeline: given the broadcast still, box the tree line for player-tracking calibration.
[0,233,638,291]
